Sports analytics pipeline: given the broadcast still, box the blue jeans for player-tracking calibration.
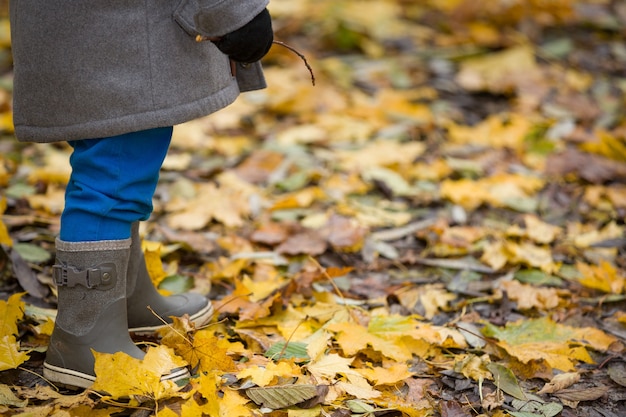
[60,127,172,242]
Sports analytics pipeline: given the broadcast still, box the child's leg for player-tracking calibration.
[44,127,194,389]
[60,127,173,242]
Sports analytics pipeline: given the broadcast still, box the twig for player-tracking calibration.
[195,35,316,86]
[271,40,316,86]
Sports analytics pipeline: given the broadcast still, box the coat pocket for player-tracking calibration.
[173,0,269,39]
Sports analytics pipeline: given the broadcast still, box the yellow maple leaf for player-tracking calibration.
[237,360,301,387]
[356,363,414,386]
[497,341,591,372]
[221,387,254,417]
[483,317,618,371]
[522,214,562,244]
[92,345,188,400]
[169,328,237,374]
[0,198,12,245]
[142,240,168,287]
[0,294,33,369]
[336,380,381,400]
[0,335,30,371]
[576,261,624,294]
[580,129,626,162]
[447,113,532,151]
[189,371,220,417]
[0,293,25,337]
[327,321,413,362]
[307,352,355,381]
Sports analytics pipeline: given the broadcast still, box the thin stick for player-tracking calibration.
[195,35,316,86]
[272,40,316,86]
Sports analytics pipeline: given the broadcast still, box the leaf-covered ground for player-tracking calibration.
[1,1,626,416]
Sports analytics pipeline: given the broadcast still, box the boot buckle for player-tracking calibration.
[52,263,117,290]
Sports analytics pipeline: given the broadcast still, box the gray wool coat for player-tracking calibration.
[10,0,269,143]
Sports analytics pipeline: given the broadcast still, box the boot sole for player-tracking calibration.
[43,362,96,390]
[128,301,215,335]
[43,361,191,390]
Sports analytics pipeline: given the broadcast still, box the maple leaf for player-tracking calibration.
[0,293,29,371]
[160,322,236,374]
[576,260,625,294]
[213,278,277,321]
[355,363,414,386]
[142,240,168,287]
[0,335,30,371]
[187,371,221,417]
[0,292,24,337]
[327,321,413,362]
[92,345,188,400]
[483,316,618,372]
[498,279,564,310]
[237,360,302,387]
[0,198,11,245]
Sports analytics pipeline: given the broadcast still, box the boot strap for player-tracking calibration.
[52,263,117,290]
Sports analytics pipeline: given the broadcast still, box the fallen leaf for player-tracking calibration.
[92,345,188,400]
[246,384,318,409]
[538,372,581,394]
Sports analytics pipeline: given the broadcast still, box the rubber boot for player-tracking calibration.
[43,239,189,389]
[126,222,213,334]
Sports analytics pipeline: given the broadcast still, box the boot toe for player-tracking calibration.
[128,294,214,334]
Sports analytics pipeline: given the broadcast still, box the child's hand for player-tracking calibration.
[211,8,273,64]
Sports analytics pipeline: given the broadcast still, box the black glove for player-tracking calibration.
[213,9,273,64]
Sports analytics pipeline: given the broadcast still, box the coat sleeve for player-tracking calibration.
[173,0,269,38]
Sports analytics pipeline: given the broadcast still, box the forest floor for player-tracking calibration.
[1,1,626,416]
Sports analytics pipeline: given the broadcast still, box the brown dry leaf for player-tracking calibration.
[545,148,626,184]
[250,222,290,246]
[275,229,327,256]
[553,385,608,403]
[538,372,581,394]
[323,214,367,252]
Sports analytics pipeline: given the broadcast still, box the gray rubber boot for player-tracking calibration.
[43,239,189,389]
[126,222,213,335]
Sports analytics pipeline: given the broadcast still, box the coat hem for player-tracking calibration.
[14,83,241,143]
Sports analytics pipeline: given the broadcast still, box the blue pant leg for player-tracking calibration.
[60,127,172,242]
